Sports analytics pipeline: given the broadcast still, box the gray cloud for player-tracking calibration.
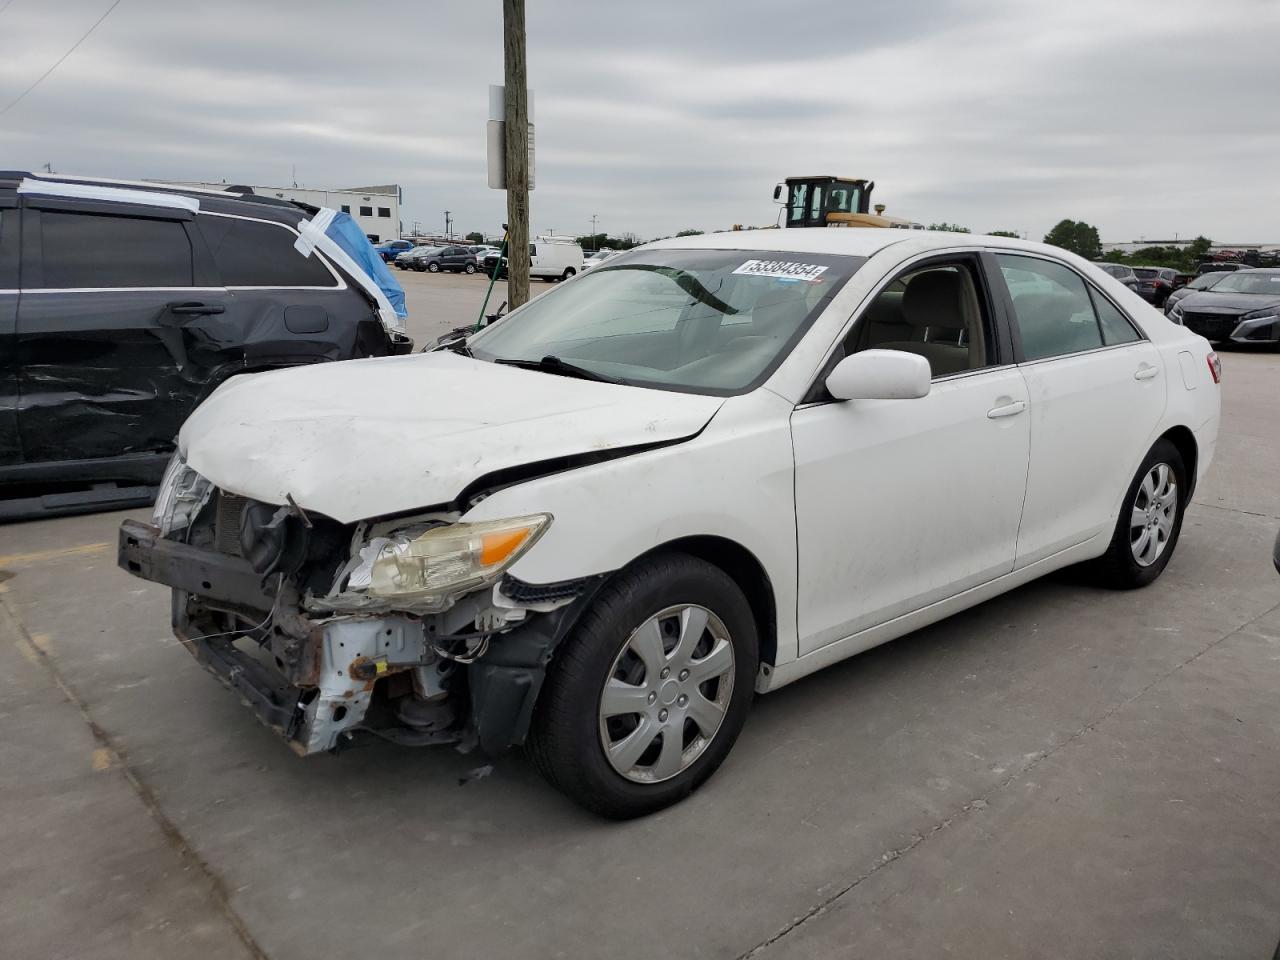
[2,0,1276,241]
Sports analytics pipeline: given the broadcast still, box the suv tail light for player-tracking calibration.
[1207,352,1222,384]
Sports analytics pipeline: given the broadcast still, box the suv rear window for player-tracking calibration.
[199,216,337,287]
[40,211,192,288]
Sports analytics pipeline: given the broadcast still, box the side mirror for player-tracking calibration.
[772,183,785,203]
[826,349,931,401]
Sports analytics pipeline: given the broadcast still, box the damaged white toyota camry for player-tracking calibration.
[120,229,1221,818]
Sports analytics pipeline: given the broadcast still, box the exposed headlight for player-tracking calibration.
[1168,302,1184,321]
[348,514,551,608]
[1240,310,1279,323]
[151,454,213,537]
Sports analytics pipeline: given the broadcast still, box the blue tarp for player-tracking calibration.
[324,211,408,320]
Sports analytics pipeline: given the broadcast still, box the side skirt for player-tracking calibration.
[762,536,1102,692]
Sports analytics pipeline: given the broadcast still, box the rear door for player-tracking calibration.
[16,198,211,465]
[0,195,18,467]
[990,253,1165,567]
[195,211,370,371]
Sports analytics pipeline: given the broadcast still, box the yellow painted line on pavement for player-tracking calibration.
[0,542,110,569]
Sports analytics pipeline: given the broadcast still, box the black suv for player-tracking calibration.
[0,172,413,520]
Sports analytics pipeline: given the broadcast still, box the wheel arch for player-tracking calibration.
[1158,425,1199,499]
[626,535,778,675]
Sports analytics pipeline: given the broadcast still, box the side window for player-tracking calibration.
[40,211,192,288]
[997,254,1104,361]
[1091,289,1141,346]
[199,216,336,287]
[845,260,994,379]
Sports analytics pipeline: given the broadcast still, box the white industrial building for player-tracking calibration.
[157,181,402,242]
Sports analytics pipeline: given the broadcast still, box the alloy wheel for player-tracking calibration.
[1130,462,1178,567]
[598,604,735,783]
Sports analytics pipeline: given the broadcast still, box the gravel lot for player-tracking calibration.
[2,271,1278,959]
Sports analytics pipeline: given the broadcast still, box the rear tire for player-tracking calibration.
[465,263,477,275]
[1088,438,1187,589]
[561,268,576,282]
[527,553,758,819]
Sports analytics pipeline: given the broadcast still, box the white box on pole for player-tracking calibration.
[486,84,535,191]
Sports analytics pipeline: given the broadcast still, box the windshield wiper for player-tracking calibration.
[493,355,620,384]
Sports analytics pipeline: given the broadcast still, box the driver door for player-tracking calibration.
[791,252,1031,655]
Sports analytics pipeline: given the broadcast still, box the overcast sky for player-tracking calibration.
[2,0,1277,242]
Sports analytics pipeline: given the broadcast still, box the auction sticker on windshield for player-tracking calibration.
[732,259,830,282]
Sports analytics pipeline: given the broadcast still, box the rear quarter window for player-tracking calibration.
[199,215,337,287]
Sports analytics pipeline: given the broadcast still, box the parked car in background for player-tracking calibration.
[395,245,440,270]
[1132,266,1178,306]
[1094,262,1140,292]
[1196,261,1249,277]
[1172,272,1194,291]
[0,171,412,520]
[581,248,621,271]
[1169,268,1280,344]
[121,229,1219,817]
[1165,271,1232,317]
[470,244,500,260]
[375,239,416,262]
[412,245,479,274]
[481,237,584,282]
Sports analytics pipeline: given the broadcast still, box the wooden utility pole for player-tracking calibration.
[503,0,530,308]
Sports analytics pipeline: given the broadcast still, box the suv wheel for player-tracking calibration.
[427,262,441,273]
[527,553,758,819]
[464,262,477,275]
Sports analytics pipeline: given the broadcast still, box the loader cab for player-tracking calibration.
[775,176,872,228]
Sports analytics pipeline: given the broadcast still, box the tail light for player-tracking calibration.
[1207,352,1222,384]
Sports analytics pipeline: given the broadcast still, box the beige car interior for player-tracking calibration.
[847,265,988,377]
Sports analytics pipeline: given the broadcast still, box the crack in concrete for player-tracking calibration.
[1191,501,1280,523]
[737,596,1280,960]
[0,595,271,960]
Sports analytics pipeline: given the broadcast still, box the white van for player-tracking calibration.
[530,236,584,282]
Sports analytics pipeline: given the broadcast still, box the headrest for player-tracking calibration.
[902,270,967,330]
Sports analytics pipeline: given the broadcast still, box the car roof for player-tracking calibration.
[0,169,309,225]
[643,228,1078,260]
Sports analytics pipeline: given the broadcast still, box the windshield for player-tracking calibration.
[1191,273,1227,290]
[1133,268,1160,279]
[468,248,862,395]
[1209,272,1280,294]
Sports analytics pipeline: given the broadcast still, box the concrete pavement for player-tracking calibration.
[2,272,1277,959]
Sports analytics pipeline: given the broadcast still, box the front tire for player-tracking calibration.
[527,553,758,819]
[1088,438,1187,588]
[427,262,440,273]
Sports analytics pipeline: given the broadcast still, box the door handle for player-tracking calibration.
[1134,364,1159,381]
[167,301,225,316]
[986,400,1026,419]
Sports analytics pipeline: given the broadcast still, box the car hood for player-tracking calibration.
[1177,291,1280,314]
[179,352,724,523]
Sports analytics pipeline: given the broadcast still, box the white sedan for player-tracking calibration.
[124,229,1221,818]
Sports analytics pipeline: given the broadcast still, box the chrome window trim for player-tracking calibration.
[198,211,345,289]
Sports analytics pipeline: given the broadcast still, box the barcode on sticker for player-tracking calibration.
[732,259,829,282]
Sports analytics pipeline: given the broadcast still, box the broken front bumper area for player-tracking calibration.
[119,519,600,756]
[119,519,458,755]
